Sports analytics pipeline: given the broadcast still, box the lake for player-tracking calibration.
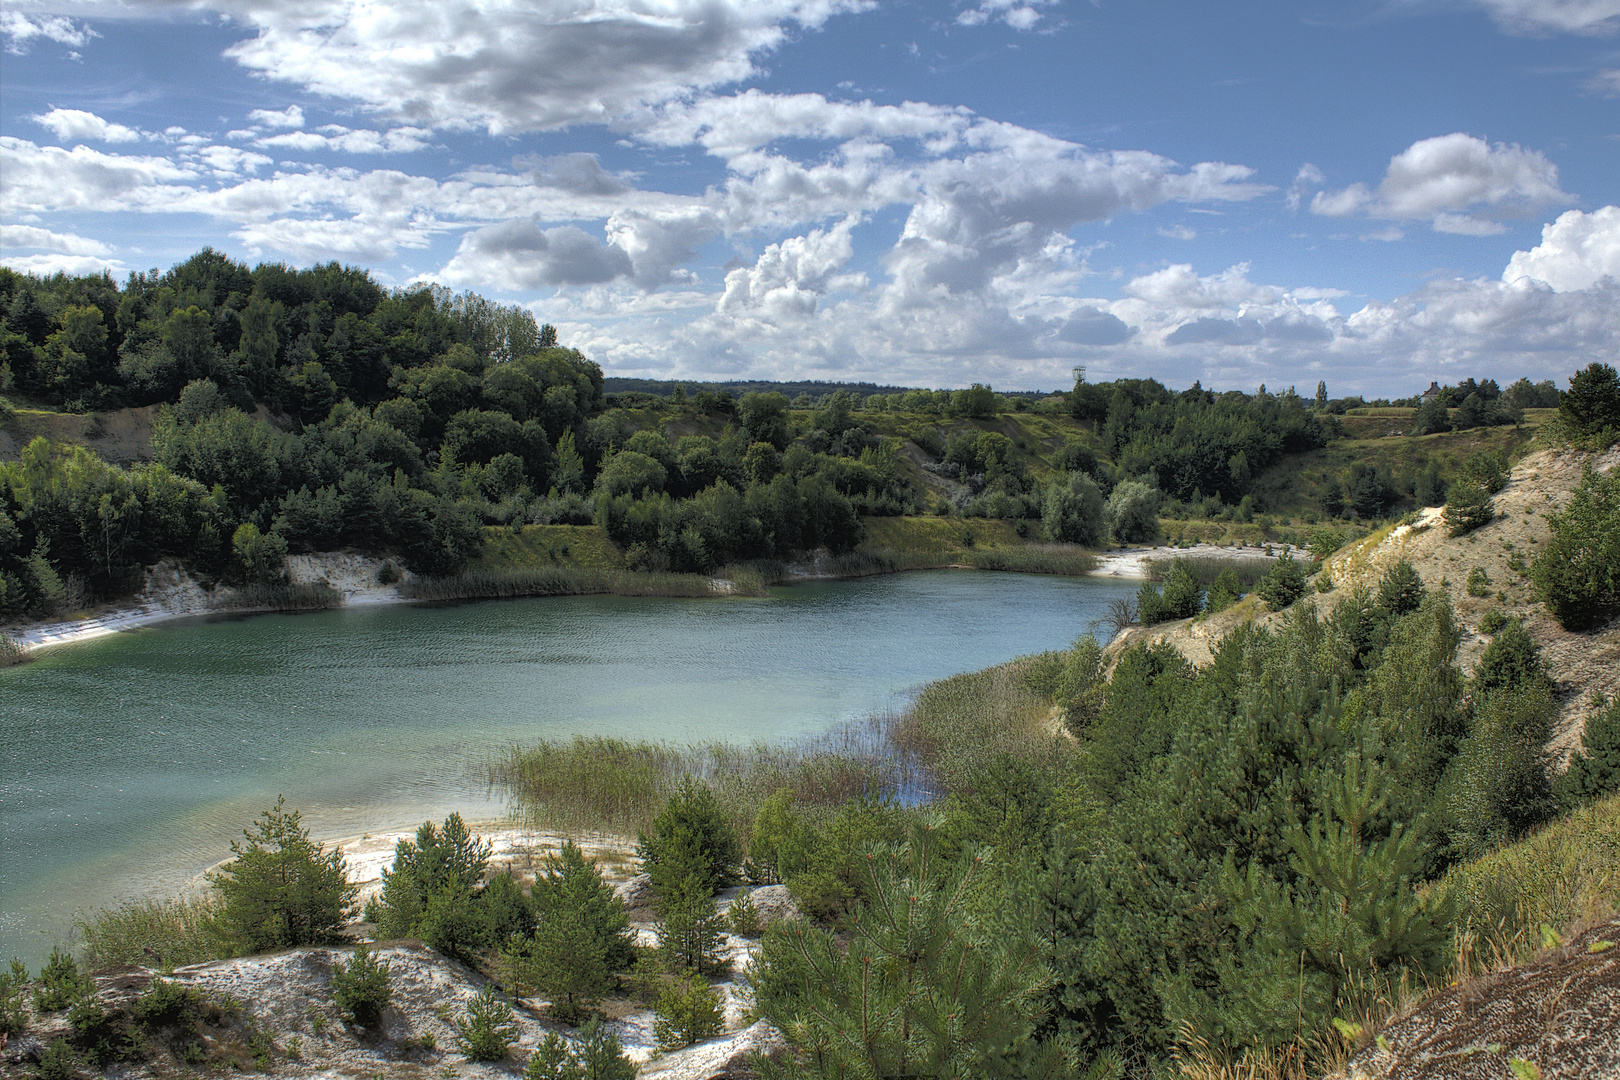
[0,570,1137,967]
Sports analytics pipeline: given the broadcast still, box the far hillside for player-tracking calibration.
[0,251,1593,627]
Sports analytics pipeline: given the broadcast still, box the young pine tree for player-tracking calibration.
[209,797,355,952]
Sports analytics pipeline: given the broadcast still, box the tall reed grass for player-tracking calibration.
[0,633,27,668]
[492,650,1074,840]
[402,565,768,602]
[75,894,227,970]
[491,711,921,846]
[1142,554,1274,588]
[225,581,343,612]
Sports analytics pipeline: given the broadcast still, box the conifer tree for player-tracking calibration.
[210,797,355,952]
[754,823,1074,1079]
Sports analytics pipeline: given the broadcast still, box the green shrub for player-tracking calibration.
[1555,697,1620,812]
[36,1038,80,1080]
[1460,449,1508,494]
[374,813,494,961]
[1254,552,1307,610]
[456,985,519,1062]
[656,882,728,976]
[1531,463,1620,630]
[1206,566,1242,611]
[652,973,723,1050]
[1,958,29,1037]
[1559,361,1620,440]
[1443,481,1494,536]
[131,978,199,1027]
[330,944,392,1027]
[1137,558,1202,625]
[33,948,92,1012]
[1377,559,1426,617]
[1466,566,1491,598]
[508,841,634,1024]
[637,777,742,899]
[523,1016,636,1080]
[1479,608,1508,634]
[209,797,356,953]
[727,890,762,937]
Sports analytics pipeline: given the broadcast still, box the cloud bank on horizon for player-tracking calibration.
[1,0,1617,396]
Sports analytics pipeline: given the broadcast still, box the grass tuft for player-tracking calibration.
[75,894,227,971]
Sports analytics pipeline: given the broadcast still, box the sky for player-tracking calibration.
[1,0,1617,396]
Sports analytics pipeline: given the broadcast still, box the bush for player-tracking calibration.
[1555,697,1620,811]
[637,777,741,899]
[456,985,519,1062]
[1,959,28,1037]
[1532,463,1620,630]
[1443,481,1494,536]
[1104,480,1160,544]
[1205,566,1242,612]
[1479,608,1508,634]
[652,973,723,1050]
[36,1038,79,1080]
[1254,552,1307,610]
[1560,361,1620,440]
[209,797,356,953]
[131,978,199,1027]
[33,947,92,1012]
[1466,566,1491,597]
[374,813,494,961]
[330,944,392,1027]
[1137,558,1202,625]
[524,1016,636,1080]
[1411,397,1452,435]
[727,890,762,937]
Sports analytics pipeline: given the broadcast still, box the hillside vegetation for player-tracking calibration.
[5,253,1598,632]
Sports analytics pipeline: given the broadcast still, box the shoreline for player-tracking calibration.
[3,542,1285,657]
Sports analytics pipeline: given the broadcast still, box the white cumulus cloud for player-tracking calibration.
[1309,132,1571,235]
[1,11,96,54]
[956,0,1059,31]
[0,224,113,256]
[1502,206,1620,291]
[437,219,633,289]
[32,108,142,144]
[209,0,874,135]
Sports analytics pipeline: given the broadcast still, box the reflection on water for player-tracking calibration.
[0,570,1137,966]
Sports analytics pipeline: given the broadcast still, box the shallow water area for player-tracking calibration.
[1,569,1136,966]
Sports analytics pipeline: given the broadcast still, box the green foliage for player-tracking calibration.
[655,882,729,977]
[1205,566,1242,612]
[1459,449,1508,494]
[1137,557,1202,624]
[1411,397,1452,435]
[231,521,287,584]
[753,823,1072,1079]
[76,895,224,971]
[637,777,742,899]
[1559,361,1620,440]
[523,1016,636,1080]
[1377,559,1426,618]
[1,958,30,1036]
[1040,472,1105,546]
[209,796,356,953]
[330,944,392,1026]
[651,973,724,1051]
[1479,607,1508,634]
[1443,481,1494,536]
[1447,685,1557,860]
[1254,550,1307,610]
[1555,697,1620,811]
[131,978,199,1027]
[1103,479,1159,544]
[510,840,634,1023]
[34,947,92,1012]
[1531,463,1620,630]
[1466,566,1491,597]
[35,1038,80,1080]
[727,891,763,937]
[456,985,519,1062]
[374,813,493,960]
[1471,618,1550,698]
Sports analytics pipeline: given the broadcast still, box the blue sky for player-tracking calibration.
[2,0,1617,395]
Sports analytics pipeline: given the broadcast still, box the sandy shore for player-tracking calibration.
[1089,541,1291,579]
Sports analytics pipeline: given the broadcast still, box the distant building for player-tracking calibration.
[1420,381,1441,402]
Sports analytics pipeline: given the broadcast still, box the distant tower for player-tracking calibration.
[1072,365,1086,386]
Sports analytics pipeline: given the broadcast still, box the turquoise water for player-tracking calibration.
[0,570,1136,967]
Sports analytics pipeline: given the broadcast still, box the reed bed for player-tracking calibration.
[401,565,768,602]
[75,894,227,970]
[224,581,343,612]
[0,633,28,667]
[492,649,1073,840]
[1143,553,1274,588]
[960,544,1098,575]
[490,713,923,845]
